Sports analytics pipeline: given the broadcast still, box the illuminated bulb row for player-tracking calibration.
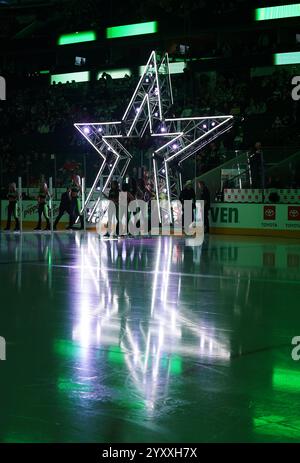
[83,127,103,134]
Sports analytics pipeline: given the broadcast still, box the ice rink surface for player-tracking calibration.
[0,231,300,443]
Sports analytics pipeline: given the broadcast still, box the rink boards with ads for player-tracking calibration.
[1,200,300,237]
[210,203,300,237]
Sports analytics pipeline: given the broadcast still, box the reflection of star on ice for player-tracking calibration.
[71,235,230,407]
[75,50,233,222]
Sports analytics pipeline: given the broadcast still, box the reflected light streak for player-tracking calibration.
[65,236,230,412]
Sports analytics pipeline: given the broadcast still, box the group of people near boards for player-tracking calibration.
[2,175,211,234]
[2,175,84,231]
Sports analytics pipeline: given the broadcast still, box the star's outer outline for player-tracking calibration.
[75,50,233,223]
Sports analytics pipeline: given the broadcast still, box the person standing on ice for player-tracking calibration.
[4,183,20,231]
[34,182,50,231]
[68,175,84,230]
[53,186,72,230]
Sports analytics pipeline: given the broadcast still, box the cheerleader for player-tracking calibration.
[4,183,20,231]
[34,182,50,230]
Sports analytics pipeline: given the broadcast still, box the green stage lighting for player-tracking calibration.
[139,61,186,76]
[58,31,96,45]
[106,21,158,39]
[51,71,90,85]
[273,368,300,392]
[274,51,300,65]
[255,4,300,21]
[97,68,132,80]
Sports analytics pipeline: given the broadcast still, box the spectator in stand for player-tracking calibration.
[272,116,284,129]
[0,62,298,186]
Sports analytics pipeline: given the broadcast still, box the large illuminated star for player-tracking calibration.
[75,51,233,223]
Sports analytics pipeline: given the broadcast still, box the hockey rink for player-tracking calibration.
[0,232,300,443]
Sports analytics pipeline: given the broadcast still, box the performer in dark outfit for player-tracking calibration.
[249,142,265,189]
[53,187,71,230]
[4,183,20,231]
[107,180,120,236]
[119,182,135,236]
[179,180,196,230]
[197,180,211,233]
[34,182,50,230]
[135,178,150,233]
[69,175,84,230]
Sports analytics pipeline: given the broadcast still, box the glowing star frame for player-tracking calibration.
[75,51,233,223]
[152,115,233,222]
[74,122,132,221]
[74,51,173,222]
